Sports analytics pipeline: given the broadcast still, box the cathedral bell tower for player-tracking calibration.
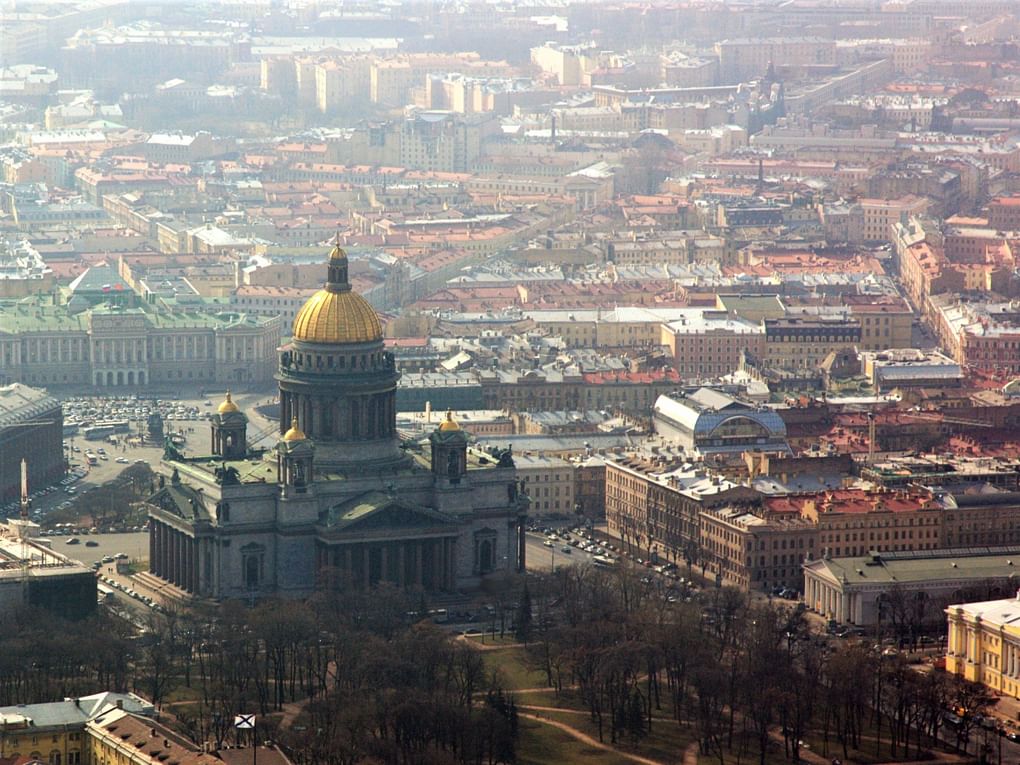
[277,418,314,493]
[211,391,247,459]
[430,412,468,485]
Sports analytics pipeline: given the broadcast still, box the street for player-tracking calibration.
[56,531,149,567]
[524,530,612,572]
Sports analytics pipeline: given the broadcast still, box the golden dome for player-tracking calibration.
[282,417,307,442]
[292,288,383,344]
[438,411,461,431]
[217,391,240,414]
[291,241,383,344]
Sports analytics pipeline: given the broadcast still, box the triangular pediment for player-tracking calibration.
[147,483,209,520]
[321,491,455,531]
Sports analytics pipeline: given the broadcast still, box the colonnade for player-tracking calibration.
[280,391,395,441]
[317,537,457,590]
[805,573,846,622]
[150,520,198,594]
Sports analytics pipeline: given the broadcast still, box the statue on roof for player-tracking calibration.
[163,435,184,462]
[214,463,241,486]
[497,444,515,468]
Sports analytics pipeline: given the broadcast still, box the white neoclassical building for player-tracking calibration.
[804,548,1020,627]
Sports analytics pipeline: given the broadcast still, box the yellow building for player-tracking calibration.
[946,597,1020,698]
[0,692,154,765]
[88,708,222,765]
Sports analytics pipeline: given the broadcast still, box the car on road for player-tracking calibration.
[85,540,99,547]
[66,537,80,545]
[542,539,554,548]
[116,457,128,464]
[115,552,128,560]
[561,546,571,554]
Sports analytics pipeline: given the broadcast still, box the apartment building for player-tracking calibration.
[515,453,575,515]
[988,196,1020,231]
[699,506,817,590]
[315,57,371,113]
[715,37,836,82]
[660,311,765,378]
[605,454,759,564]
[858,196,931,243]
[763,317,862,370]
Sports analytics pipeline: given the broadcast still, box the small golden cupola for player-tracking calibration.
[282,417,307,442]
[438,410,461,431]
[217,390,240,414]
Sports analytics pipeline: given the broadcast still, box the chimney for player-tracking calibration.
[116,700,123,709]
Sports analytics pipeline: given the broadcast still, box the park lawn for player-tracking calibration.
[716,738,805,765]
[162,684,204,705]
[482,646,550,691]
[517,715,635,765]
[467,633,523,647]
[536,707,695,765]
[798,720,940,765]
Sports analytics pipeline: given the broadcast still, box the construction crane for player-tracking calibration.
[246,421,281,450]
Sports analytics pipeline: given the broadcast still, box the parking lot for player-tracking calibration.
[57,531,149,568]
[3,389,275,524]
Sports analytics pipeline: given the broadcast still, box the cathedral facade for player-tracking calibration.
[143,245,527,600]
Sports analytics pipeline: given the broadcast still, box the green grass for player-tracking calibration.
[163,683,204,705]
[467,632,522,646]
[538,706,695,764]
[798,718,941,764]
[482,647,551,691]
[517,716,635,765]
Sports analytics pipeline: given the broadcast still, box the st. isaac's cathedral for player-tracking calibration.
[143,244,528,600]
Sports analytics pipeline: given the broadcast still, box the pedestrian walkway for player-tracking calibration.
[518,711,671,765]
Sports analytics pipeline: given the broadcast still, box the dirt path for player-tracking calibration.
[766,730,831,765]
[455,634,527,651]
[519,711,672,765]
[682,742,698,765]
[519,704,675,724]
